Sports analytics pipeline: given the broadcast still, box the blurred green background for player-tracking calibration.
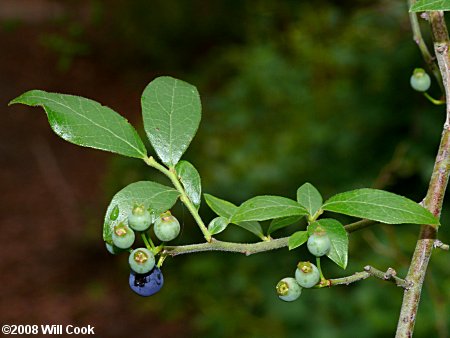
[1,0,449,337]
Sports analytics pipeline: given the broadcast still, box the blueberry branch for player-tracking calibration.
[396,8,450,337]
[162,237,289,256]
[363,266,412,289]
[162,219,378,257]
[144,156,212,242]
[324,266,412,289]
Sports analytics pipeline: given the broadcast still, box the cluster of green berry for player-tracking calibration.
[105,205,181,296]
[276,228,331,301]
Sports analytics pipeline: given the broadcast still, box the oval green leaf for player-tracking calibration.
[175,160,201,209]
[204,193,236,219]
[268,215,302,235]
[288,231,308,250]
[232,196,308,223]
[297,182,323,217]
[10,90,147,158]
[322,188,439,225]
[308,219,348,269]
[204,193,264,239]
[103,181,180,242]
[141,76,201,166]
[208,216,229,235]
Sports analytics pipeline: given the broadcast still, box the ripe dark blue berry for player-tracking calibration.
[154,211,180,242]
[295,261,320,288]
[128,205,152,231]
[129,267,164,297]
[129,248,155,274]
[276,277,302,302]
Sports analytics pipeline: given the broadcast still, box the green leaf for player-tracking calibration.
[308,219,348,269]
[10,90,147,158]
[234,221,264,239]
[204,193,264,238]
[296,182,323,216]
[103,181,179,242]
[288,231,308,250]
[141,76,201,166]
[410,0,450,12]
[208,216,229,235]
[232,196,308,223]
[322,188,439,225]
[204,193,236,219]
[175,160,201,209]
[268,215,302,235]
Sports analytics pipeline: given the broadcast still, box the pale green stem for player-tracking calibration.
[316,257,326,281]
[141,233,153,251]
[424,92,445,105]
[144,156,212,242]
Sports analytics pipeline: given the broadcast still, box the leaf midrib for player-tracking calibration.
[324,199,427,219]
[29,93,146,157]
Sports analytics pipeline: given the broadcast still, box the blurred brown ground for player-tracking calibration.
[1,1,189,336]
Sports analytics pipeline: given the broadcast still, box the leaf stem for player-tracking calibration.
[144,156,212,242]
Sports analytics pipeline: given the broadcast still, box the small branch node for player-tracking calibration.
[436,42,447,54]
[404,280,414,291]
[433,239,450,250]
[384,267,397,279]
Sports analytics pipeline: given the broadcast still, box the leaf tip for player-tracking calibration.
[8,90,43,107]
[8,94,24,106]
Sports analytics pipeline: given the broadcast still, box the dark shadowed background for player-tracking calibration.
[1,0,449,337]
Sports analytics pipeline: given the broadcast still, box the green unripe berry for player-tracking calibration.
[128,205,152,231]
[295,261,320,288]
[129,248,155,274]
[410,68,431,92]
[112,223,135,249]
[307,230,331,257]
[154,211,180,242]
[276,277,302,302]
